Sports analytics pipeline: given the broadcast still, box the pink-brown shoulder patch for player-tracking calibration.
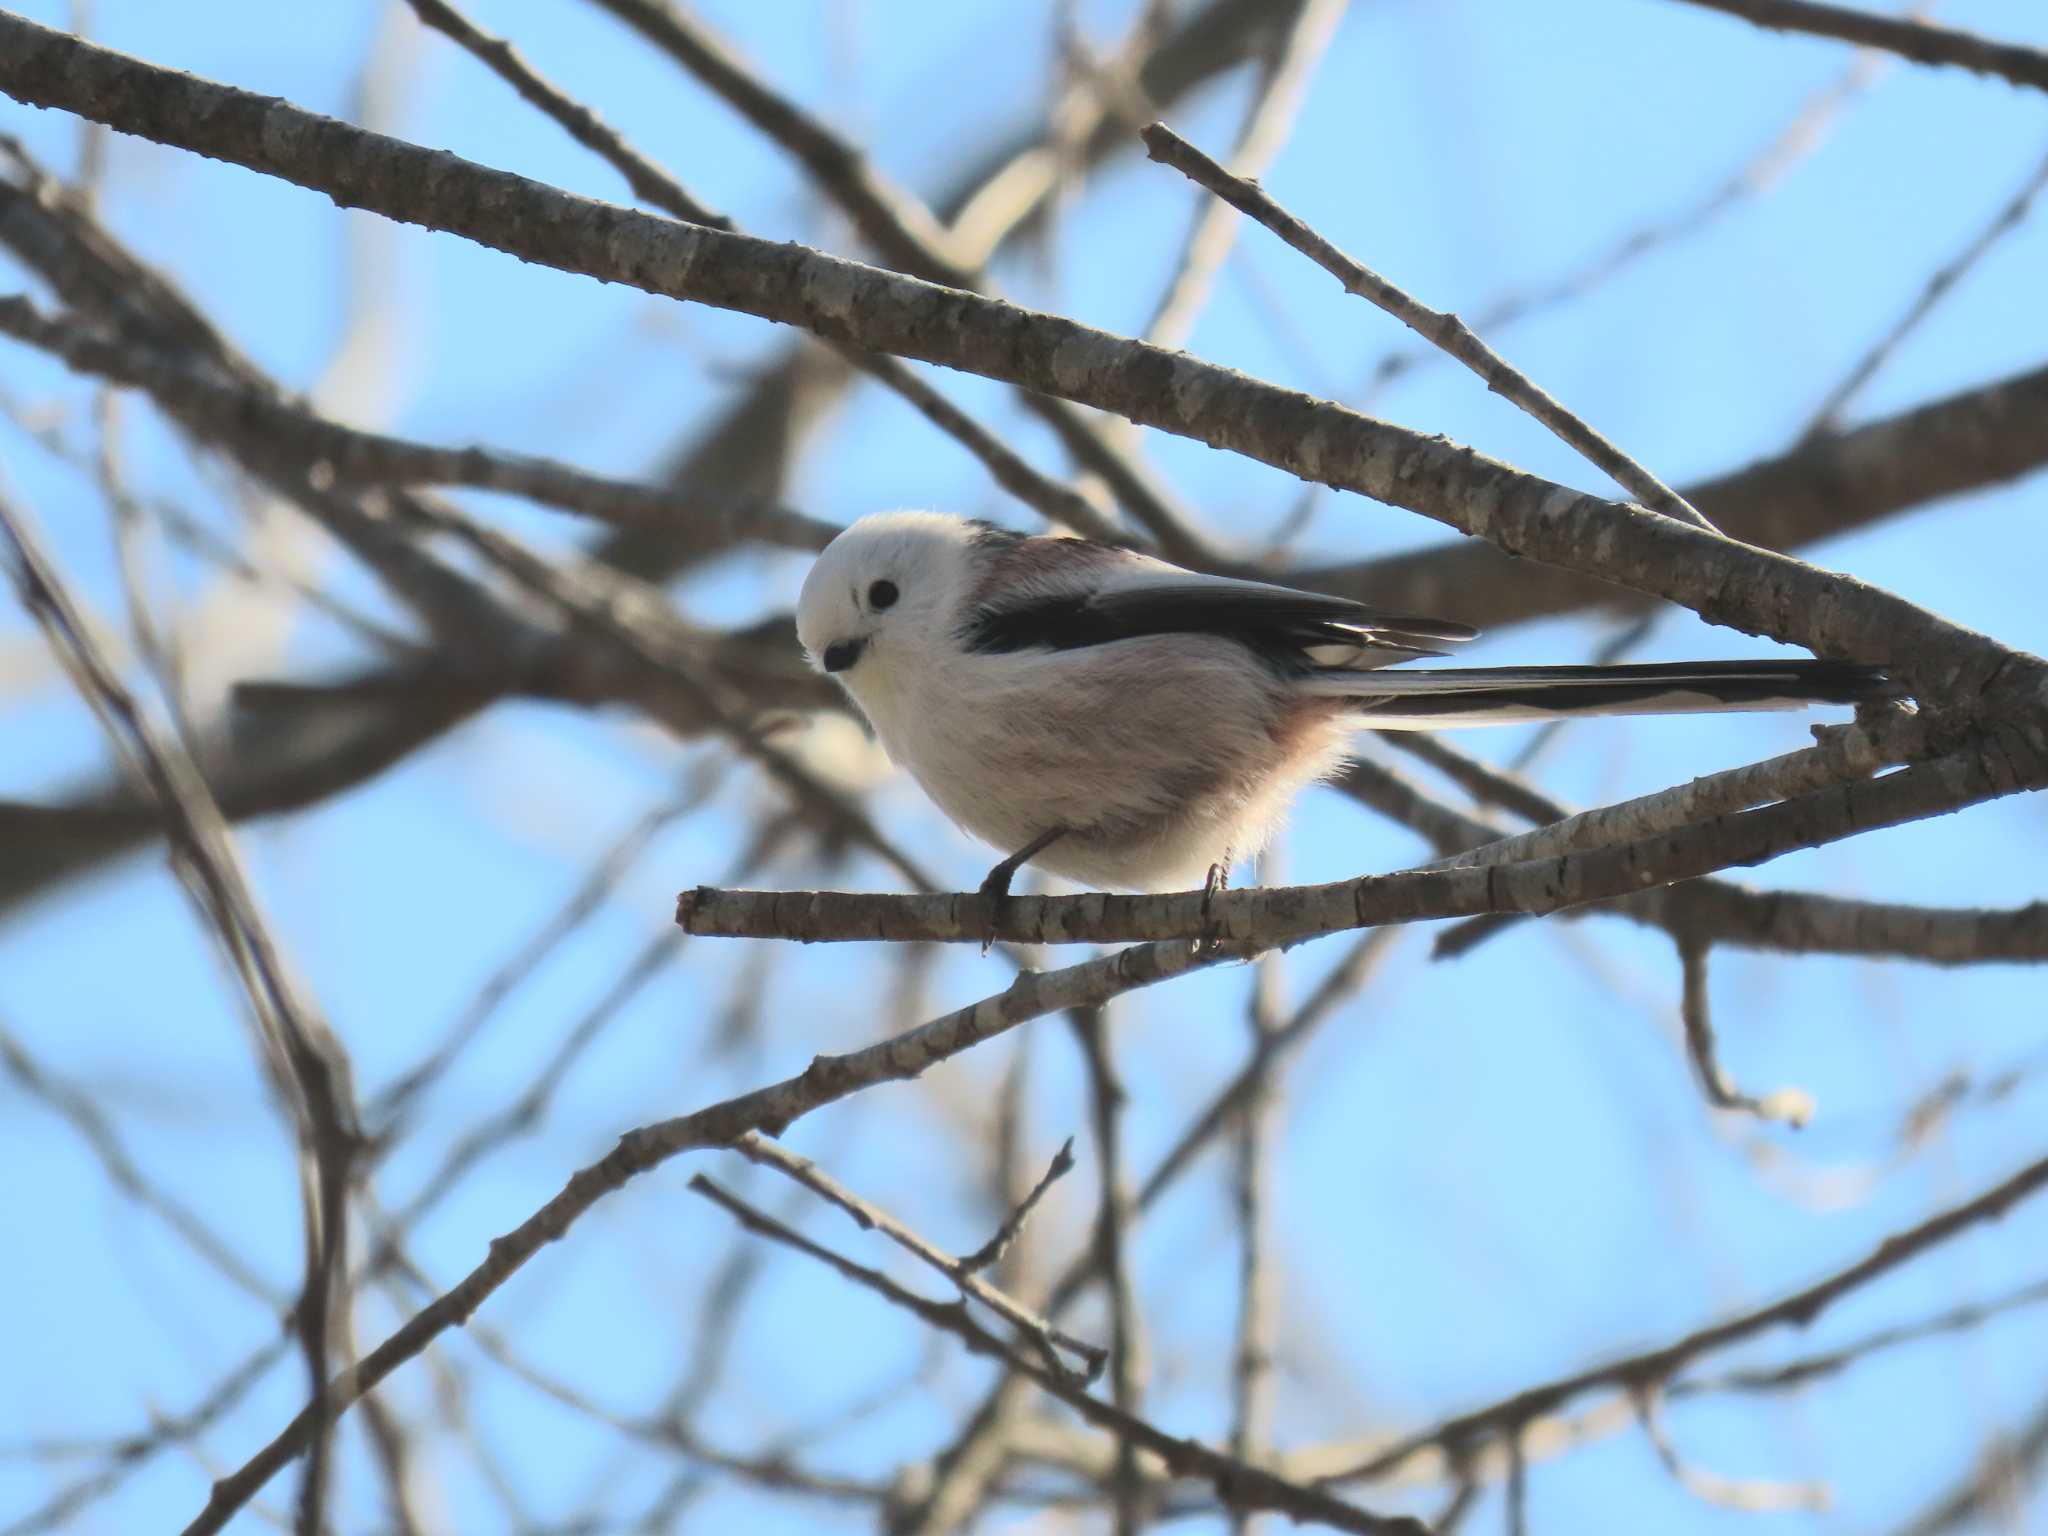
[967,531,1129,606]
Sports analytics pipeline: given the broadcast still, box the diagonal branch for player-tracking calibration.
[1670,0,2048,94]
[1805,139,2048,436]
[402,0,729,228]
[690,1176,1428,1536]
[1141,0,1348,352]
[1328,1144,2048,1484]
[0,293,836,549]
[589,0,1205,558]
[1142,121,1716,532]
[175,933,1243,1535]
[1312,356,2048,634]
[730,1132,1107,1383]
[8,11,2032,705]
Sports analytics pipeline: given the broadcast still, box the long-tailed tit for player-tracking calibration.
[795,512,1895,895]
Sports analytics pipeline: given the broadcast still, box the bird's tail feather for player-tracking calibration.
[1307,659,1897,729]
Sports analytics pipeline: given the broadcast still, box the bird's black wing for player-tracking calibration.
[961,566,1475,663]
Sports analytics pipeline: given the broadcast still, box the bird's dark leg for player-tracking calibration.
[1198,855,1232,954]
[977,826,1069,952]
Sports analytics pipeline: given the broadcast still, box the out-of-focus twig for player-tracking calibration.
[0,487,360,1536]
[1142,0,1347,351]
[1326,1145,2048,1484]
[586,0,1209,559]
[1068,1004,1146,1531]
[1806,139,2048,436]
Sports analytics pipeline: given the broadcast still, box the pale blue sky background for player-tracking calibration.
[3,2,2047,1532]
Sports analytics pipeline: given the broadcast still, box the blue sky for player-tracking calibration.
[3,2,2047,1532]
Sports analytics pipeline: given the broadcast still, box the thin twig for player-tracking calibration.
[1228,940,1285,1536]
[404,0,728,227]
[1142,0,1347,350]
[0,1336,294,1536]
[1140,121,1719,532]
[1069,1004,1146,1531]
[1632,1387,1830,1513]
[959,1135,1077,1275]
[1361,45,1892,404]
[690,1176,1430,1536]
[0,486,360,1536]
[1326,1145,2048,1484]
[730,1132,1107,1383]
[1676,1273,2048,1397]
[1806,139,2048,435]
[1379,734,1567,828]
[1677,939,1813,1125]
[0,1020,281,1305]
[175,931,1242,1534]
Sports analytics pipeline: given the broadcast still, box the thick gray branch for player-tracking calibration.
[676,743,2046,948]
[0,13,2034,709]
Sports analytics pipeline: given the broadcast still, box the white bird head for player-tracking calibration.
[795,511,978,692]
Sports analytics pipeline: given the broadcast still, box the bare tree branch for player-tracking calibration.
[730,1132,1107,1383]
[0,293,837,549]
[1805,138,2048,435]
[175,933,1242,1535]
[402,0,729,228]
[690,1176,1430,1536]
[1142,120,1717,532]
[11,11,2034,711]
[1325,1144,2048,1484]
[1141,0,1347,351]
[0,488,360,1535]
[676,742,2045,949]
[1671,0,2048,94]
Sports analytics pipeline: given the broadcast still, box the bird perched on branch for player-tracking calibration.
[796,512,1896,897]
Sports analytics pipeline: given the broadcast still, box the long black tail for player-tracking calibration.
[1306,659,1897,729]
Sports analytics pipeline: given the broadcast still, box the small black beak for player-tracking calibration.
[821,637,866,674]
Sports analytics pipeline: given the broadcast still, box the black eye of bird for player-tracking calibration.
[868,579,899,611]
